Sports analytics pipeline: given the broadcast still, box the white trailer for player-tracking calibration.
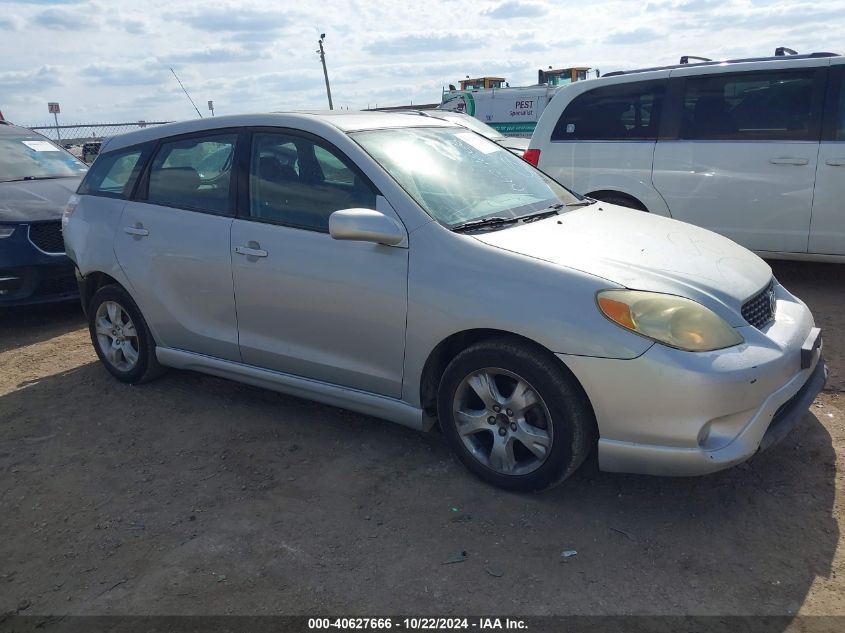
[440,68,593,137]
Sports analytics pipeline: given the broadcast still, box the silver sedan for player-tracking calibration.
[63,112,826,491]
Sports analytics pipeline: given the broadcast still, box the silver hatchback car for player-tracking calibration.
[63,112,826,491]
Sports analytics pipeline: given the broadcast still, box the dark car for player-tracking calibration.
[0,120,88,306]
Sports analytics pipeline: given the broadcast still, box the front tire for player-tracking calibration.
[88,284,164,384]
[437,337,595,492]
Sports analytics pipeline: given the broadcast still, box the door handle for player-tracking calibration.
[769,157,809,166]
[123,226,149,237]
[235,245,268,258]
[825,158,845,167]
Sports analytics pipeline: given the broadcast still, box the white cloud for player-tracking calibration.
[1,0,844,125]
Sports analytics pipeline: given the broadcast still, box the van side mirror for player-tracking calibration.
[328,209,406,247]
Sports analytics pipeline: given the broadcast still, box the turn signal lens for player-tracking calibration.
[597,289,744,352]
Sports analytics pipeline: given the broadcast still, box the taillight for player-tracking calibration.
[523,148,541,166]
[61,194,79,230]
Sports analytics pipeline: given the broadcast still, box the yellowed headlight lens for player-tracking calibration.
[597,290,744,352]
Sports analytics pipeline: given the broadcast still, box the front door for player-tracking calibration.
[231,130,408,397]
[652,65,826,254]
[114,131,241,361]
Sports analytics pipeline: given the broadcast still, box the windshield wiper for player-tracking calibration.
[22,176,66,181]
[517,203,565,223]
[565,198,596,208]
[451,216,518,233]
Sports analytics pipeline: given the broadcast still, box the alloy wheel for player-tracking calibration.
[451,367,553,475]
[94,301,140,372]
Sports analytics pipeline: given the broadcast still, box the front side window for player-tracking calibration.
[353,126,579,227]
[680,70,817,141]
[552,80,666,141]
[78,146,146,198]
[249,133,377,232]
[146,134,236,214]
[0,133,88,183]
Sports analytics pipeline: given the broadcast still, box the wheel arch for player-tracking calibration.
[418,328,595,423]
[587,189,649,211]
[80,271,123,314]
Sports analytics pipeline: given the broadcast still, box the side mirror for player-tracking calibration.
[328,209,406,247]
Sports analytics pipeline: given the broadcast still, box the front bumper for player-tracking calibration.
[559,283,826,476]
[0,223,78,307]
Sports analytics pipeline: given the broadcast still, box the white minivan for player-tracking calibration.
[526,52,845,261]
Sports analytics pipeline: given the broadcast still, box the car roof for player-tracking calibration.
[602,51,840,78]
[0,121,41,137]
[102,111,459,153]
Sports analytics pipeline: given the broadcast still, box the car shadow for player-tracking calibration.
[0,362,838,619]
[0,300,85,354]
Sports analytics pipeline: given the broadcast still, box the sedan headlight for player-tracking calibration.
[597,289,744,352]
[0,225,15,238]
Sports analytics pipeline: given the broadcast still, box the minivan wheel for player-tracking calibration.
[437,337,594,492]
[88,284,164,384]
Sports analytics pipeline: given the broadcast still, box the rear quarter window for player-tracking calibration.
[551,80,667,141]
[77,143,150,199]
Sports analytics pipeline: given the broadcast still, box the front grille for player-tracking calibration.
[741,280,776,329]
[28,221,65,254]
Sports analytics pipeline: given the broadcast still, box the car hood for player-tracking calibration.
[0,177,81,223]
[472,203,772,326]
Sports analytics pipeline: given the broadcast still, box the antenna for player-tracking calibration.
[170,67,203,118]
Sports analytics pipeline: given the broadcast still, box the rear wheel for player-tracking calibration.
[88,284,164,384]
[437,337,595,492]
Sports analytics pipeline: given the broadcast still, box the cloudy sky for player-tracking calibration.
[1,0,843,127]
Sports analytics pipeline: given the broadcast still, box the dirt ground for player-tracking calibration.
[0,260,843,618]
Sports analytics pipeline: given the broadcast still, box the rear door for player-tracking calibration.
[114,130,242,361]
[810,61,845,255]
[652,62,827,254]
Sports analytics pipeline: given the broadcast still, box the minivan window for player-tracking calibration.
[249,133,377,232]
[146,134,237,214]
[0,133,88,183]
[78,146,146,198]
[551,80,667,141]
[680,70,817,141]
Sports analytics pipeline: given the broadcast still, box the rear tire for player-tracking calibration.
[88,284,164,384]
[437,337,595,492]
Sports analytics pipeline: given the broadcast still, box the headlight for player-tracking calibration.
[597,289,744,352]
[0,225,15,238]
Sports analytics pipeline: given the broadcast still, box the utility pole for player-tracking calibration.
[317,33,334,110]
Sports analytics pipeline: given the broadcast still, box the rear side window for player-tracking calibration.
[146,134,237,214]
[824,66,845,141]
[552,80,666,141]
[77,145,148,198]
[680,70,818,141]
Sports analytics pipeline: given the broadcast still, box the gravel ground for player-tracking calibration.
[0,260,842,617]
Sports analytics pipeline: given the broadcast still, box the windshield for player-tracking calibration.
[433,112,505,140]
[0,133,88,183]
[352,127,579,227]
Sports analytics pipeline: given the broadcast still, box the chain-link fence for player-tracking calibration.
[29,121,172,146]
